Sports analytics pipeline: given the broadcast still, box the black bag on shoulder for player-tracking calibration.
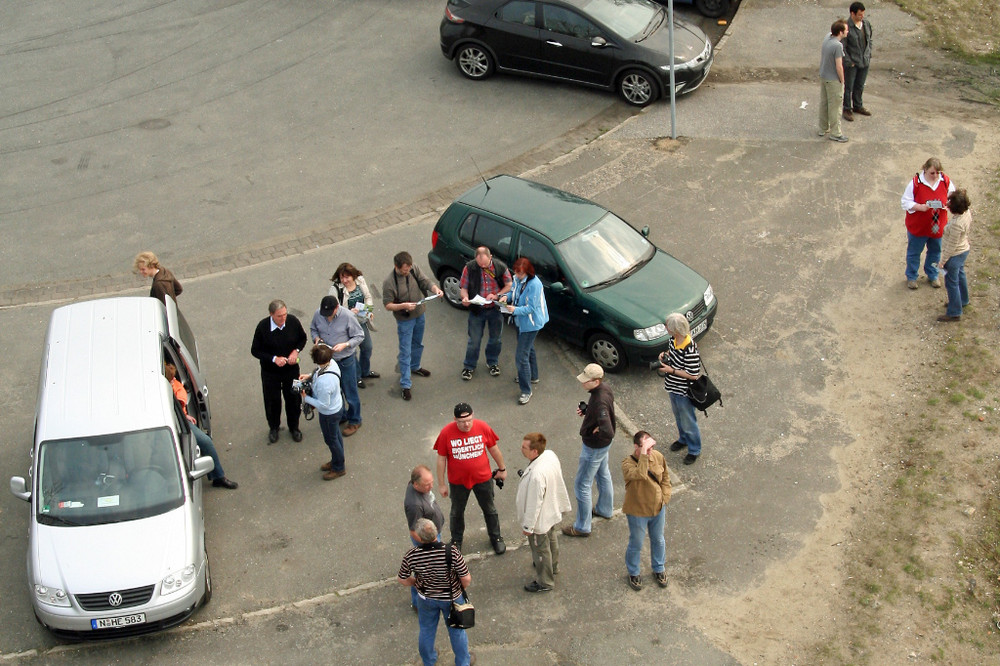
[445,544,475,629]
[687,371,722,415]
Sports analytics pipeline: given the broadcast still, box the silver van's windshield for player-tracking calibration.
[37,428,184,527]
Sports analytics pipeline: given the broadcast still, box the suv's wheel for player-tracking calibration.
[201,552,213,606]
[587,333,627,373]
[694,0,730,18]
[455,44,495,80]
[618,69,658,107]
[439,269,464,309]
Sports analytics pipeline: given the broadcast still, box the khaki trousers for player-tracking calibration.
[819,79,845,137]
[529,526,559,589]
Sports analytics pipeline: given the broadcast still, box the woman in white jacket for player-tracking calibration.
[515,432,571,593]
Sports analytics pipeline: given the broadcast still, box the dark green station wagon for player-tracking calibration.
[428,175,716,372]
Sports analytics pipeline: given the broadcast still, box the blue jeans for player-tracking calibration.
[358,323,373,377]
[944,251,970,317]
[573,444,613,533]
[335,355,361,425]
[396,314,426,389]
[669,392,701,456]
[192,423,224,480]
[626,506,666,576]
[515,329,539,395]
[415,594,470,666]
[318,408,345,472]
[463,308,503,370]
[906,232,942,281]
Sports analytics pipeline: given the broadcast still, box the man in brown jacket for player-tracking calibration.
[622,430,671,591]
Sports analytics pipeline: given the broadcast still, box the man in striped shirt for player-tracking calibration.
[398,518,473,666]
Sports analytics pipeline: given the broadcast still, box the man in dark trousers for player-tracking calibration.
[842,2,873,121]
[251,299,308,444]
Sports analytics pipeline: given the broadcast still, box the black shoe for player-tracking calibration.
[683,453,699,465]
[592,509,612,519]
[524,581,553,593]
[212,477,238,490]
[669,440,686,452]
[491,537,506,555]
[364,371,380,378]
[402,388,411,401]
[654,572,668,588]
[628,575,642,591]
[357,379,365,389]
[291,430,303,442]
[268,428,279,444]
[413,368,431,377]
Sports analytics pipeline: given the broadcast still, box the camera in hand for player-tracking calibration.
[578,401,588,414]
[293,377,316,420]
[491,468,504,489]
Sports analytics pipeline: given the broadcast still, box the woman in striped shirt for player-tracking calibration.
[657,313,703,465]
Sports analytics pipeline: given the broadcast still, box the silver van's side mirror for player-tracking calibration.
[10,476,31,501]
[190,456,215,481]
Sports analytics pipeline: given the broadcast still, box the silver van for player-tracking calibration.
[9,296,215,638]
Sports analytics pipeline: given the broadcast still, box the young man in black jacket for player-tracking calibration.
[563,364,616,537]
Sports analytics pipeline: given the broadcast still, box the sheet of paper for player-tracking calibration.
[468,295,490,305]
[418,294,440,305]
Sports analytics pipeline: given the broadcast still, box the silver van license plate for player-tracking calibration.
[92,613,145,629]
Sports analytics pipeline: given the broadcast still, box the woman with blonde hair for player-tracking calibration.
[657,313,703,465]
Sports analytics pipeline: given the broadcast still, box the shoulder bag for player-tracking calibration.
[687,359,723,415]
[445,544,475,629]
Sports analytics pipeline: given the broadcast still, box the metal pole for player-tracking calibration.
[667,0,676,138]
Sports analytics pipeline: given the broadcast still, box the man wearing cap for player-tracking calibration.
[251,299,308,444]
[459,246,512,381]
[435,403,508,554]
[562,364,617,537]
[310,295,365,437]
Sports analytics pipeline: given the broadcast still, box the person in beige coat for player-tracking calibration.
[622,431,672,591]
[515,432,571,593]
[937,189,972,322]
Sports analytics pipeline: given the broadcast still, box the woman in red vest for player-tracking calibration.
[900,157,956,290]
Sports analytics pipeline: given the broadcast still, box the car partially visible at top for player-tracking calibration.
[661,0,731,19]
[428,175,717,372]
[439,0,714,107]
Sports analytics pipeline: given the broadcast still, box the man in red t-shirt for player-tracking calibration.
[435,402,508,555]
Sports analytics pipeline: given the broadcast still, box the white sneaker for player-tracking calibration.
[518,393,532,405]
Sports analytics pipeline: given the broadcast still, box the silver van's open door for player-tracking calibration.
[163,296,212,432]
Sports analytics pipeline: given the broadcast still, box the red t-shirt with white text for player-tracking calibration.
[434,420,499,489]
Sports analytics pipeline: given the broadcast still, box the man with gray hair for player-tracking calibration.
[251,299,308,444]
[398,518,473,666]
[404,465,446,610]
[459,246,512,380]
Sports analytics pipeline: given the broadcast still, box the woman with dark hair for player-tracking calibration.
[937,189,973,322]
[502,258,549,405]
[330,262,379,387]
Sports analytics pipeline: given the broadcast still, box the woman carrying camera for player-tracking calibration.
[658,313,702,465]
[299,344,346,480]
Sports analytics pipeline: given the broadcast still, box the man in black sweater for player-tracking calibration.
[251,299,308,443]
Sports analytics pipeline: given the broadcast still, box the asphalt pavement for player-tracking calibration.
[3,0,996,663]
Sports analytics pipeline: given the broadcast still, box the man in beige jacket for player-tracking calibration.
[515,432,571,593]
[622,431,672,591]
